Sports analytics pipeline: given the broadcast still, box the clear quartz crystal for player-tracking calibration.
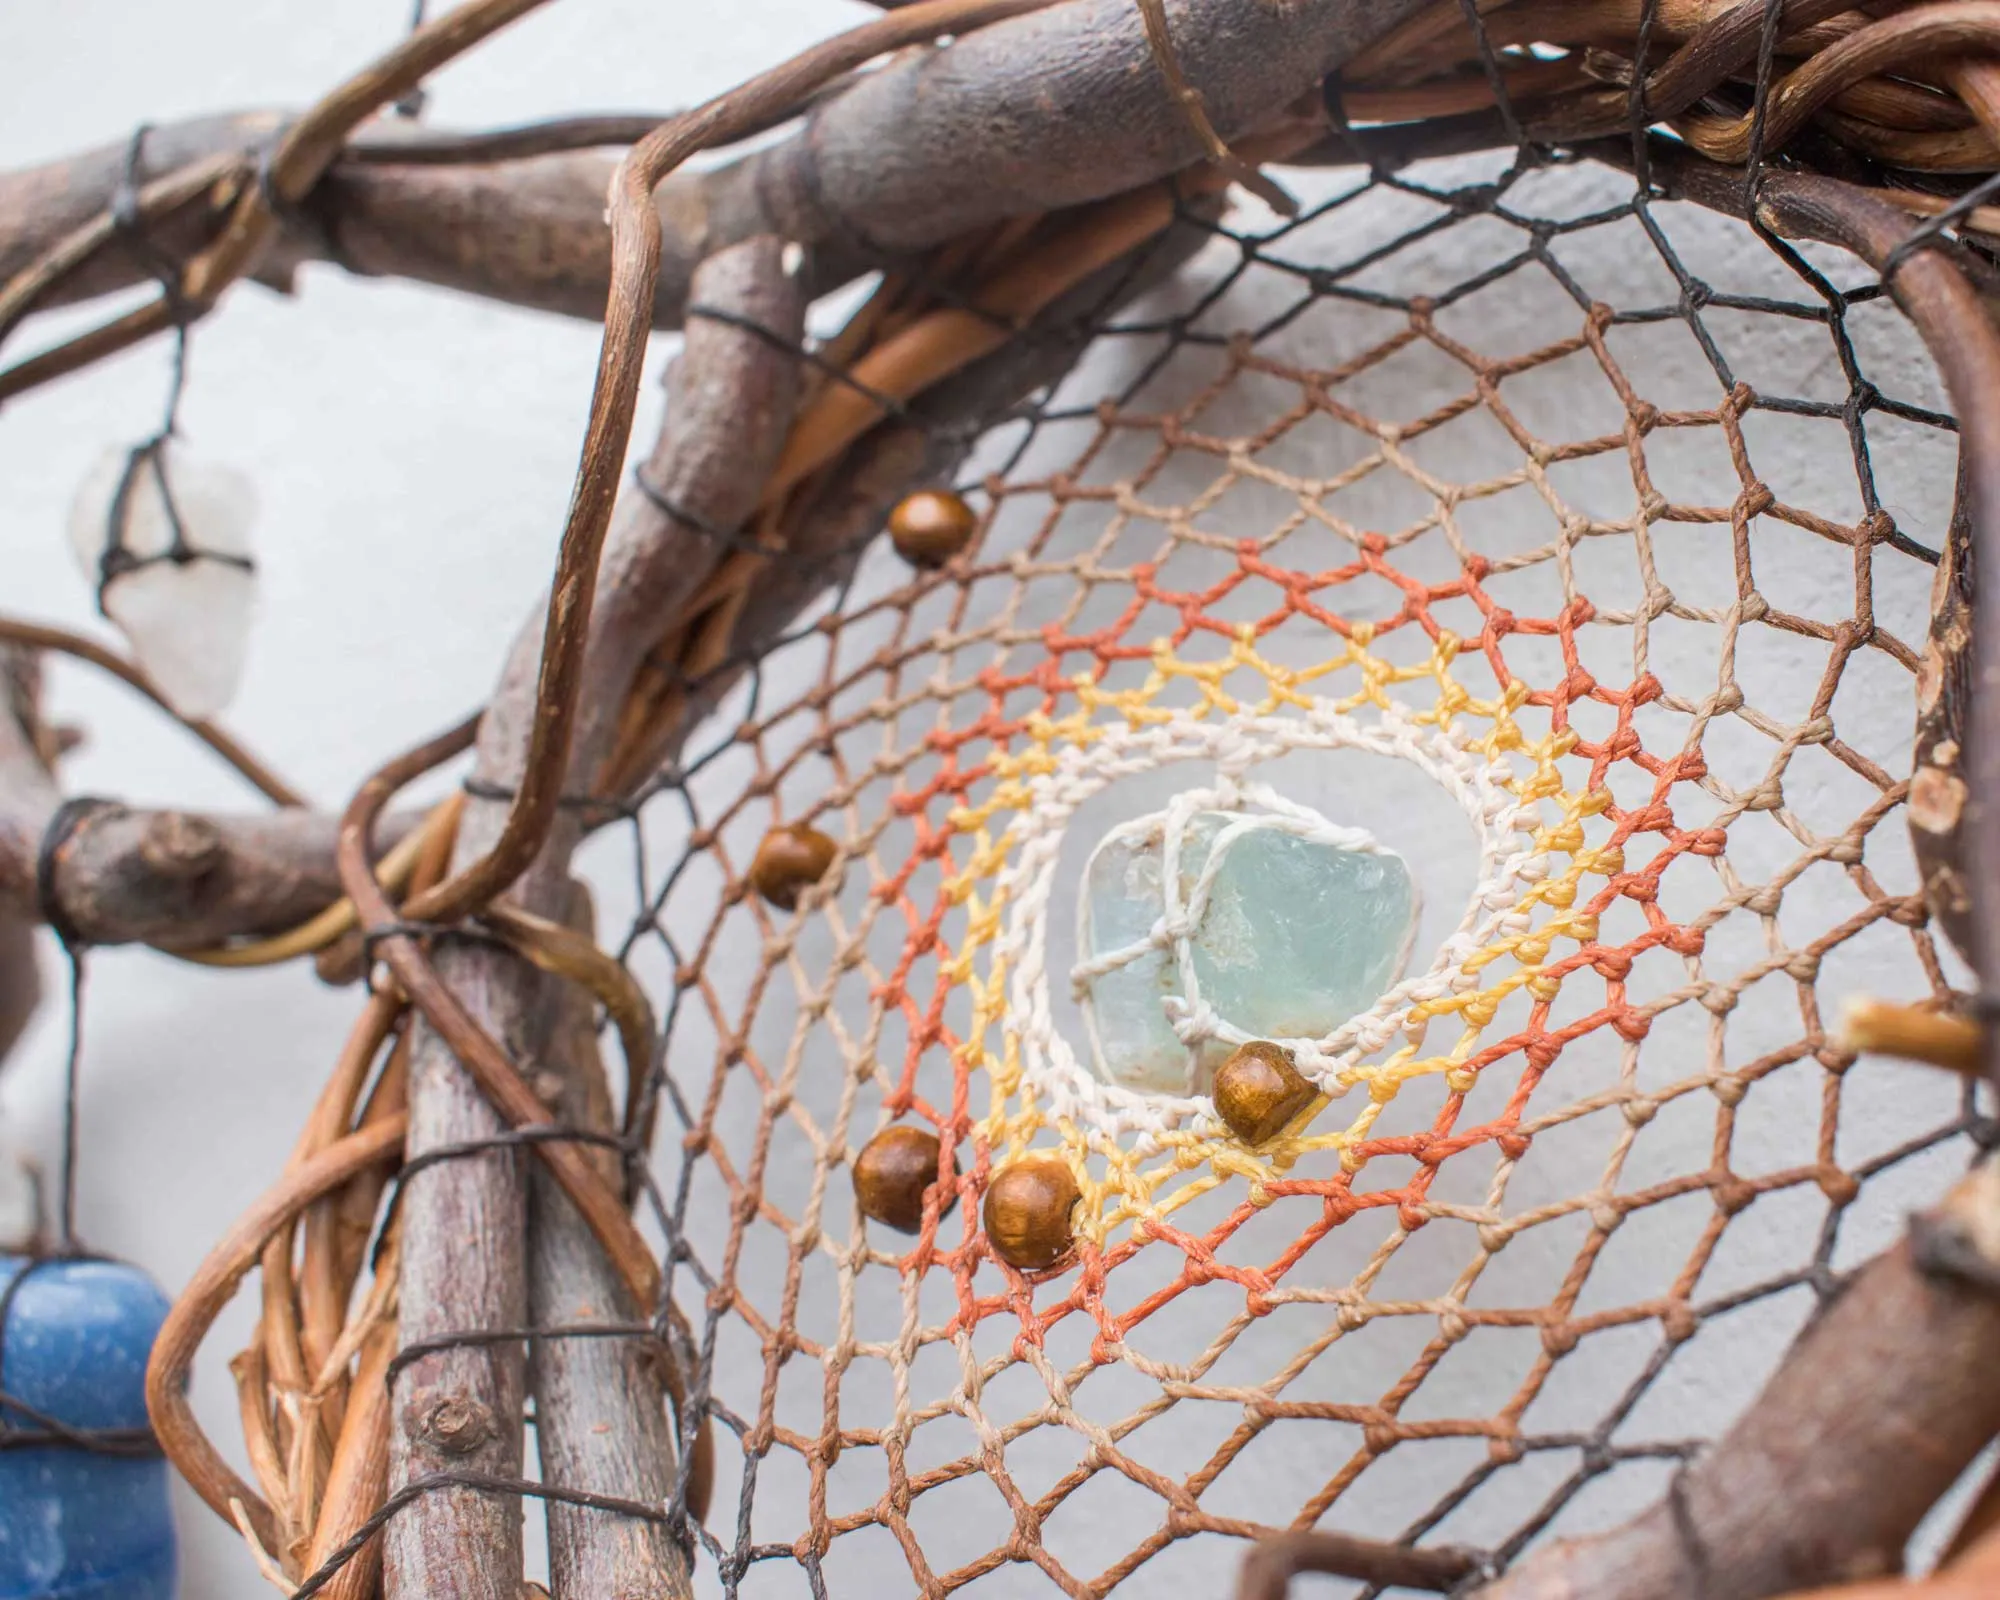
[1079,811,1416,1093]
[67,440,257,720]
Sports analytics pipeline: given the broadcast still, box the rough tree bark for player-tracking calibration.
[528,887,685,1599]
[384,237,807,1599]
[0,650,47,1065]
[0,0,1428,337]
[1912,483,1976,964]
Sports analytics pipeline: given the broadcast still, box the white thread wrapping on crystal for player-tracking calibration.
[991,698,1548,1157]
[1071,790,1423,1095]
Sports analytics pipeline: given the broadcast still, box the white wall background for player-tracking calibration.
[0,5,1986,1597]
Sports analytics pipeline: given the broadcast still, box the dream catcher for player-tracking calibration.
[5,2,2000,1598]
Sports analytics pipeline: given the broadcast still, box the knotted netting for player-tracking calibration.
[574,130,1981,1596]
[35,3,1998,1597]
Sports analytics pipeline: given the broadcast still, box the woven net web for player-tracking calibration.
[549,128,1984,1598]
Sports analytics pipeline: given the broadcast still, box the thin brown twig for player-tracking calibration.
[333,69,874,165]
[0,296,174,403]
[0,616,303,807]
[1133,0,1298,214]
[0,0,556,405]
[0,150,242,346]
[146,1114,409,1552]
[1235,1529,1480,1598]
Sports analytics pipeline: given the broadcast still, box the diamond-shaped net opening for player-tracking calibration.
[574,145,1979,1597]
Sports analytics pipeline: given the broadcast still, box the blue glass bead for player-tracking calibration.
[0,1255,177,1599]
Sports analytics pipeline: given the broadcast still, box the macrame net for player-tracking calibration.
[76,15,1993,1595]
[556,130,1980,1597]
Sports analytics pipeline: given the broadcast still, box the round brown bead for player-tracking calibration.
[1213,1041,1316,1146]
[749,823,837,910]
[982,1154,1081,1271]
[888,489,978,568]
[854,1125,957,1234]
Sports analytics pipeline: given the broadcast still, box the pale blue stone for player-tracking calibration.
[1078,811,1416,1093]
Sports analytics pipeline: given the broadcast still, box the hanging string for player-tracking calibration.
[31,797,107,1254]
[395,0,432,118]
[0,818,159,1459]
[96,126,252,608]
[53,946,86,1255]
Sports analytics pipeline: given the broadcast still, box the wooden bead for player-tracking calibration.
[982,1154,1080,1271]
[1213,1041,1316,1146]
[854,1126,957,1234]
[888,489,977,568]
[749,823,837,910]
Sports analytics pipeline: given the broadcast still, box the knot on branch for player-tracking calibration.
[412,1391,500,1458]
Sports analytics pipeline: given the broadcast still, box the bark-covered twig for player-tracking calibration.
[0,630,435,956]
[529,887,686,1599]
[1,0,1429,385]
[0,773,421,951]
[0,0,557,399]
[1462,1159,2000,1600]
[0,650,48,1066]
[0,912,34,1070]
[1236,1529,1479,1598]
[0,618,302,807]
[1913,483,1978,964]
[379,237,805,1600]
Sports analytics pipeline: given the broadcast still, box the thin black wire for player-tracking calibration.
[54,947,84,1250]
[394,0,430,118]
[1739,0,1788,217]
[1456,0,1528,152]
[97,125,255,609]
[0,960,166,1460]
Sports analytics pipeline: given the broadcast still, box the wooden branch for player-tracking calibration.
[1465,1159,2000,1600]
[0,629,419,954]
[0,649,47,1065]
[0,113,294,314]
[1,0,1429,354]
[384,236,805,1598]
[0,113,848,334]
[1236,1529,1479,1598]
[0,708,421,950]
[1912,480,1977,964]
[34,804,425,950]
[0,911,35,1068]
[528,887,685,1598]
[599,0,1424,264]
[618,191,1221,801]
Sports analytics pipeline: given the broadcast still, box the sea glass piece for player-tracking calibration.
[68,439,257,721]
[1078,810,1416,1093]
